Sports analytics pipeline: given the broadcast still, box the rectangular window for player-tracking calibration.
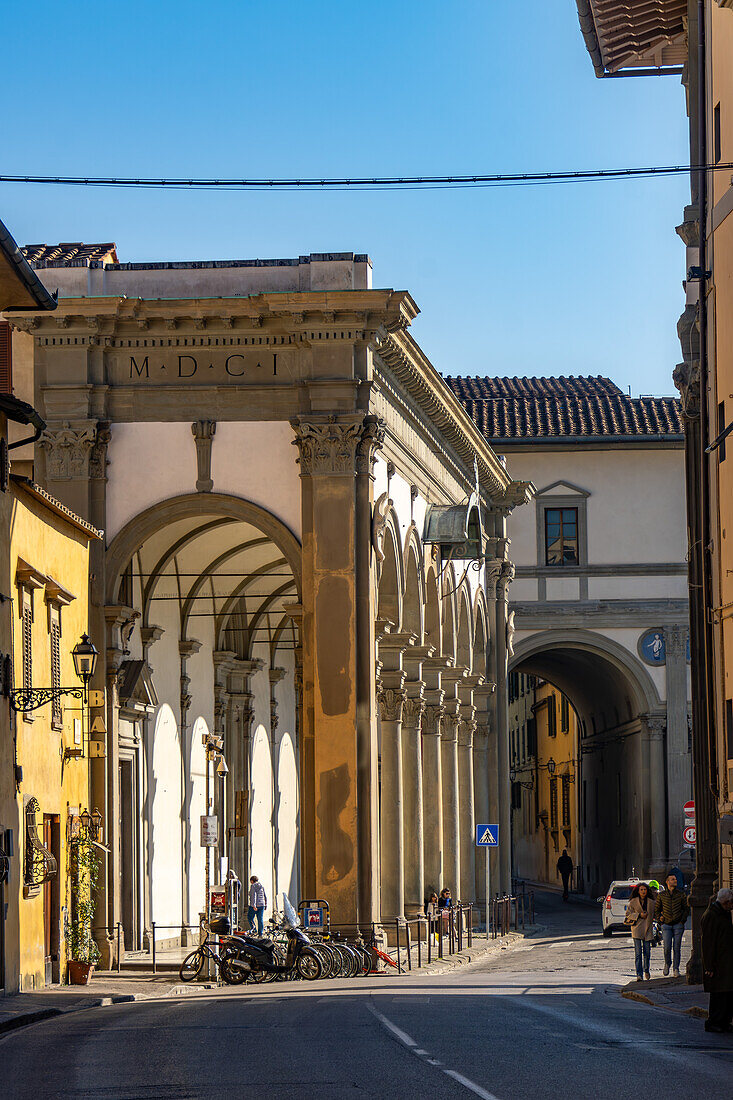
[0,321,12,394]
[714,102,722,164]
[561,695,569,732]
[544,507,579,566]
[50,609,62,730]
[512,782,522,810]
[718,401,727,463]
[527,717,537,757]
[727,698,733,761]
[521,722,526,762]
[562,776,571,828]
[547,698,557,738]
[21,593,33,724]
[550,778,558,830]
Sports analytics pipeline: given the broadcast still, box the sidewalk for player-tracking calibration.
[0,972,181,1035]
[519,879,597,907]
[621,976,708,1019]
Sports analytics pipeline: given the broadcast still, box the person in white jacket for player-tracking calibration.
[248,876,267,937]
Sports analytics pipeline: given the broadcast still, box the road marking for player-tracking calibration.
[367,1004,501,1099]
[444,1070,501,1100]
[367,1006,417,1047]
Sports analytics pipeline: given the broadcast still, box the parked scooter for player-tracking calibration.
[216,894,323,983]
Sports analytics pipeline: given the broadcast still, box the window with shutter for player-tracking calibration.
[0,322,11,394]
[22,593,32,695]
[562,776,571,827]
[50,609,62,729]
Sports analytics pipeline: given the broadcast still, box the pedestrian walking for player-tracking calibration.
[557,849,573,901]
[701,887,733,1034]
[248,875,267,937]
[654,872,689,977]
[624,882,655,981]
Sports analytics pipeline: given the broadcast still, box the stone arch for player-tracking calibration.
[424,565,441,654]
[456,583,473,672]
[441,566,457,661]
[473,592,489,680]
[106,491,302,605]
[403,526,424,642]
[377,518,403,629]
[509,628,662,722]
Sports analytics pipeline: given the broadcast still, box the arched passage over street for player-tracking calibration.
[510,629,668,897]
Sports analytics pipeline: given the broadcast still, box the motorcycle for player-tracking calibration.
[214,894,323,984]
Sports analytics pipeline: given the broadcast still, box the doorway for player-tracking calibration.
[42,816,60,985]
[119,757,139,949]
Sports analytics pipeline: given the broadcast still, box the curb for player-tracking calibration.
[620,988,708,1020]
[0,991,163,1037]
[412,926,542,975]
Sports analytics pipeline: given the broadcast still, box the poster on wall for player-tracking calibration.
[200,815,218,847]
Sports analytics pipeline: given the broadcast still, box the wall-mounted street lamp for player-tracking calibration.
[80,807,103,842]
[509,768,534,791]
[8,633,98,713]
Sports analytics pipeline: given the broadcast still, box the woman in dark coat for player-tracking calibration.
[701,887,733,1033]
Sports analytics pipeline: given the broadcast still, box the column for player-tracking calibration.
[441,705,461,895]
[378,677,406,921]
[291,414,383,931]
[664,625,692,861]
[641,715,668,873]
[422,699,445,894]
[458,718,476,905]
[269,667,287,904]
[495,562,514,894]
[473,722,490,919]
[401,690,425,918]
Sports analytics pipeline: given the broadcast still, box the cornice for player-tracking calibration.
[371,327,514,504]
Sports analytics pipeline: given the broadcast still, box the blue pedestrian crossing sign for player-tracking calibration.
[476,824,499,847]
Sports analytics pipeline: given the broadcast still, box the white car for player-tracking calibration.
[600,879,642,936]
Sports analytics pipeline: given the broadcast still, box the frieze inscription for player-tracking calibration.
[115,350,290,384]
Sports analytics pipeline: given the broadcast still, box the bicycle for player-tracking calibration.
[179,924,240,983]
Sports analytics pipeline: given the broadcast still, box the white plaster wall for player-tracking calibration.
[249,656,274,910]
[277,734,299,905]
[588,576,688,600]
[107,423,201,541]
[504,448,686,567]
[546,576,580,600]
[510,579,538,601]
[211,422,302,539]
[150,703,183,928]
[106,421,302,543]
[373,461,428,545]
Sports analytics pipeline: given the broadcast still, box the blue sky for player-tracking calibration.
[1,0,689,394]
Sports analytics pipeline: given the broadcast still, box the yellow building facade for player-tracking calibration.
[2,476,98,992]
[510,676,581,891]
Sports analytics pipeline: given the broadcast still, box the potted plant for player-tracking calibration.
[67,832,101,984]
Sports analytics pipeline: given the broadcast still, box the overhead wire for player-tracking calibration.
[1,162,732,192]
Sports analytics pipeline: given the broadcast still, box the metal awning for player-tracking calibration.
[423,496,484,562]
[576,0,687,76]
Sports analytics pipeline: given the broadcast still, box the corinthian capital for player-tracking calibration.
[40,421,98,480]
[378,687,406,722]
[290,414,385,477]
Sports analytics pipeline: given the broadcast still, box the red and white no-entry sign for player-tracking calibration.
[683,800,695,819]
[683,824,696,845]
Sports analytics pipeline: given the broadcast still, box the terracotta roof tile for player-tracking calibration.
[22,242,118,266]
[444,376,683,442]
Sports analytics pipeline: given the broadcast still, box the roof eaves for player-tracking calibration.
[576,0,607,76]
[0,218,57,311]
[10,475,103,539]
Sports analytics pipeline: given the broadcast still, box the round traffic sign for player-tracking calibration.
[683,800,695,818]
[683,824,696,845]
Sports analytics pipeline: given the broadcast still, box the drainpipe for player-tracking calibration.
[687,0,719,985]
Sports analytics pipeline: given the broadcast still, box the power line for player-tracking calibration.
[0,162,732,191]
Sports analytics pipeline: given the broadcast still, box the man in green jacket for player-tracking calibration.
[701,888,733,1033]
[654,872,689,977]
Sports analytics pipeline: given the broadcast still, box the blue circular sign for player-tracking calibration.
[639,630,666,665]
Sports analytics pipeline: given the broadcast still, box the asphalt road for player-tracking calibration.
[3,893,730,1099]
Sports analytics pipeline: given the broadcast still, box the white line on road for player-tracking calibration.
[444,1070,502,1100]
[366,1004,501,1100]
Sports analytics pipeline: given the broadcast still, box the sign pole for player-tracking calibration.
[486,847,491,939]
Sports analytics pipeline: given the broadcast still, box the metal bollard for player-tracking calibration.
[152,922,156,974]
[116,922,122,973]
[468,906,472,948]
[427,917,432,965]
[438,912,444,958]
[406,921,412,971]
[417,919,422,969]
[395,919,402,973]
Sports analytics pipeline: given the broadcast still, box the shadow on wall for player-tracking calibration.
[317,763,353,884]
